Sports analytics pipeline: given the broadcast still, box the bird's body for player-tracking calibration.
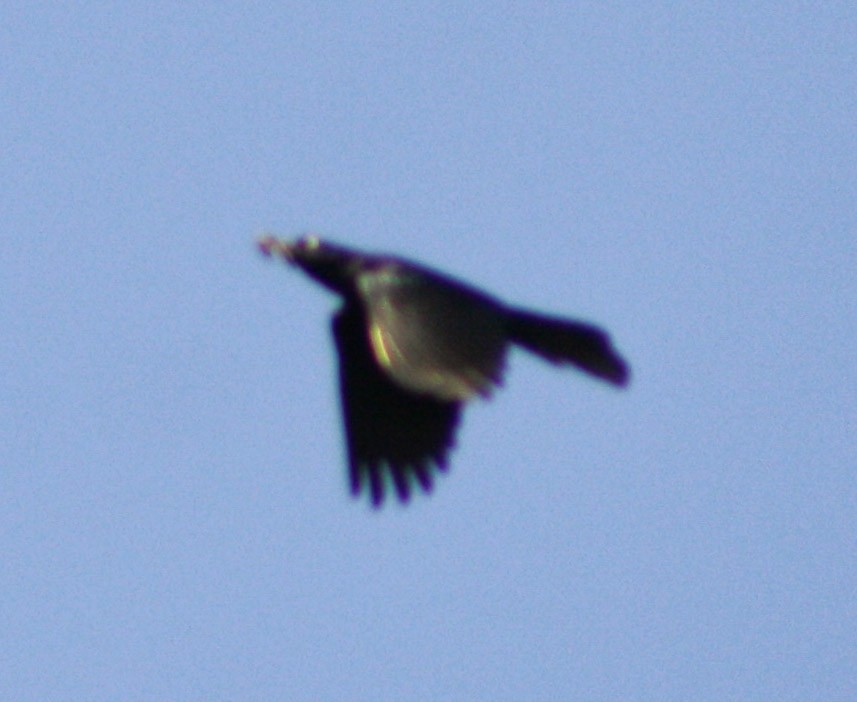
[357,261,509,400]
[259,235,629,507]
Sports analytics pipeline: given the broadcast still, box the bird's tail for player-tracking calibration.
[506,308,630,386]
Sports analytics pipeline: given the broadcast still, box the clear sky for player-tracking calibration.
[3,3,855,700]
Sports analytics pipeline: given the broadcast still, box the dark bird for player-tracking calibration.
[259,234,629,507]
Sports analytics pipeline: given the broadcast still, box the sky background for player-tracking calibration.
[3,3,856,700]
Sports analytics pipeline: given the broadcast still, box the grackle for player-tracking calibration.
[259,235,629,507]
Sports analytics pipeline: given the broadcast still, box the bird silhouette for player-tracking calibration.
[259,234,629,507]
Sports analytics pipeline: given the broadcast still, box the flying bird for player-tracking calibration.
[259,234,629,507]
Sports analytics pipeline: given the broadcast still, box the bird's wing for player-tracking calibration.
[332,305,462,507]
[358,269,508,401]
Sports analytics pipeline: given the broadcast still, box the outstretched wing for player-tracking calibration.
[332,304,462,507]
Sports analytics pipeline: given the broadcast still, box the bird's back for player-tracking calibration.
[357,263,509,401]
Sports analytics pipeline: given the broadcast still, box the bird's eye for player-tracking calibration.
[302,235,321,251]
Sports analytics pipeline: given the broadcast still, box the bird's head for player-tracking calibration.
[258,234,365,296]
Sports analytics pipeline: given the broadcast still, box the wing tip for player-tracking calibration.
[351,457,448,509]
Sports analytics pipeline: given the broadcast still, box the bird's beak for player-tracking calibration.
[257,235,296,262]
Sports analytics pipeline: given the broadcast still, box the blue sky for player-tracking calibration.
[3,3,855,700]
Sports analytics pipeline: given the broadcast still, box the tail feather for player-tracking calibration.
[506,308,629,386]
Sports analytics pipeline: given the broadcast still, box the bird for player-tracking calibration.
[258,234,629,508]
